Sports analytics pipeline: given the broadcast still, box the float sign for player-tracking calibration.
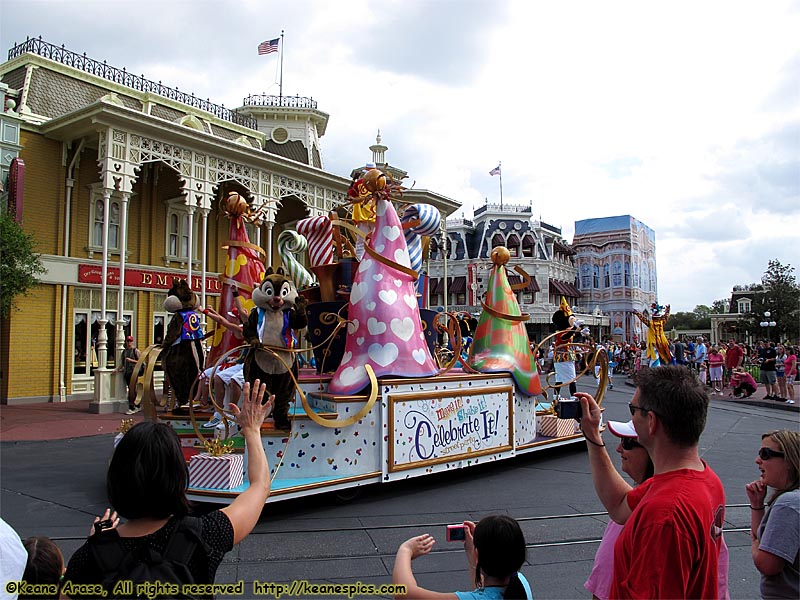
[388,386,513,473]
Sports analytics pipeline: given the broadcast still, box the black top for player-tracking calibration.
[761,347,777,372]
[63,511,233,597]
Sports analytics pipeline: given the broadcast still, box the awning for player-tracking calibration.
[508,275,540,292]
[429,278,441,294]
[549,280,580,298]
[449,276,467,293]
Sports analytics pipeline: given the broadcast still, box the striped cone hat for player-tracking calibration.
[467,248,541,395]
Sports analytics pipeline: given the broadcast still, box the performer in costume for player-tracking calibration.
[633,303,672,367]
[552,297,586,399]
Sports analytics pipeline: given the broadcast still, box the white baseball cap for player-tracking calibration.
[607,420,637,438]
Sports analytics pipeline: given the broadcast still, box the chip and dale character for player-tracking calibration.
[242,267,308,430]
[633,302,672,367]
[161,279,204,414]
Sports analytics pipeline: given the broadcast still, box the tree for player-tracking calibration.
[710,299,729,314]
[747,260,800,342]
[0,208,46,317]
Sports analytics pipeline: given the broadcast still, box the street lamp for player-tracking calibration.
[759,311,777,341]
[593,306,601,340]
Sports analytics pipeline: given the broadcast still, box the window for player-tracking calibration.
[507,234,520,258]
[581,264,591,289]
[641,263,649,292]
[648,262,656,292]
[593,265,600,288]
[603,264,610,288]
[88,185,122,252]
[613,261,623,287]
[72,288,135,377]
[633,261,640,288]
[737,299,751,314]
[624,262,630,287]
[165,198,199,263]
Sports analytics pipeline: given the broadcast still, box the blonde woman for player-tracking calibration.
[745,429,800,598]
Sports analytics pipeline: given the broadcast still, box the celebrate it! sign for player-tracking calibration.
[388,385,514,472]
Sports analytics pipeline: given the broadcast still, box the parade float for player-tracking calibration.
[131,169,608,504]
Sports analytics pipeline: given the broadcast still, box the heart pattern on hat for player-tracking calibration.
[328,196,438,395]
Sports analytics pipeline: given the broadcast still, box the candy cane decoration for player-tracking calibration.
[401,204,441,274]
[277,230,315,289]
[296,215,334,267]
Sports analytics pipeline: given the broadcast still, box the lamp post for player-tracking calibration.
[759,311,777,342]
[593,306,601,341]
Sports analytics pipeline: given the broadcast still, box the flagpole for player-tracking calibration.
[279,30,284,105]
[498,161,503,209]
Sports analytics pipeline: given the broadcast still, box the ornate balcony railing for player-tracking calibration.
[242,94,317,109]
[8,36,258,130]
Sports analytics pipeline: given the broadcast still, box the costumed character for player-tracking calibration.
[466,247,542,395]
[327,169,439,395]
[551,297,586,399]
[161,279,205,413]
[633,302,672,367]
[349,163,378,261]
[242,267,308,430]
[206,191,267,367]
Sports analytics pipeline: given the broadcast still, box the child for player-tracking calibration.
[20,536,64,599]
[392,514,532,599]
[708,347,725,395]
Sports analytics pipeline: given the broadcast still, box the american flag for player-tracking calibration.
[258,38,280,55]
[489,164,501,176]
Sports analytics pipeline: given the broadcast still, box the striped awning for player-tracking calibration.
[549,280,581,298]
[507,275,540,292]
[449,276,467,293]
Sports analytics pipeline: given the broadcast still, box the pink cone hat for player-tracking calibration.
[328,197,438,394]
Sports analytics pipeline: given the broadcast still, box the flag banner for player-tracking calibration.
[490,165,501,176]
[258,38,280,55]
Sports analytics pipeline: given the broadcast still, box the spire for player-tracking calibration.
[370,129,388,165]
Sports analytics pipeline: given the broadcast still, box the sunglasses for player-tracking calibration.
[620,438,642,451]
[628,403,651,417]
[758,447,785,461]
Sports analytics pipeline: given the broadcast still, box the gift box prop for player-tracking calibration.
[538,414,579,438]
[188,438,244,490]
[466,247,542,396]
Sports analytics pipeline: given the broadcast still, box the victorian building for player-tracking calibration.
[0,37,458,406]
[423,204,607,345]
[571,215,658,343]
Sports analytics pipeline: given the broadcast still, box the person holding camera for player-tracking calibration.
[575,365,726,598]
[62,381,273,598]
[392,514,532,599]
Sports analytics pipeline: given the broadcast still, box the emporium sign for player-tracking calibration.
[388,385,513,472]
[78,264,222,294]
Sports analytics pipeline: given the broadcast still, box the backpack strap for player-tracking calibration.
[89,530,128,575]
[162,516,203,566]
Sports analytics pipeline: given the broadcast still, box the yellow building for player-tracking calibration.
[0,37,457,409]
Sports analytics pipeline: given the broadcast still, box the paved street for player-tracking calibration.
[2,379,798,599]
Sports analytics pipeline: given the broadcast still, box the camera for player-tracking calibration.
[446,524,466,542]
[555,397,582,420]
[93,519,114,534]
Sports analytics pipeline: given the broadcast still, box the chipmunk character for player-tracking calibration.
[162,279,204,413]
[243,267,308,429]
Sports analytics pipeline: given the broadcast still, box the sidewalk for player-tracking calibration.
[0,400,144,442]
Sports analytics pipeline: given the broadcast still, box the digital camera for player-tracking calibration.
[555,397,582,420]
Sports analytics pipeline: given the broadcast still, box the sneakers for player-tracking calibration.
[202,417,222,429]
[714,387,721,393]
[125,407,141,415]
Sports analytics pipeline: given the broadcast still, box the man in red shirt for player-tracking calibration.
[576,366,726,598]
[725,340,744,388]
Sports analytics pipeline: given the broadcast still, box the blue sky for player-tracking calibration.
[2,0,798,311]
